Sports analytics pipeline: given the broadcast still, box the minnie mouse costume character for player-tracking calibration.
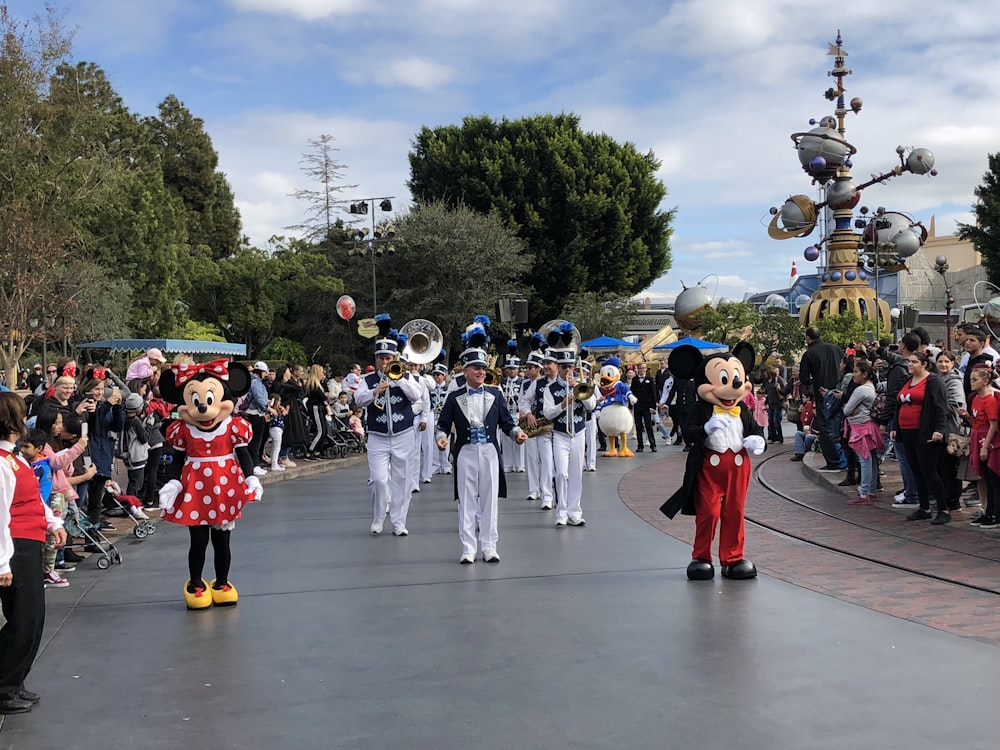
[659,343,765,580]
[158,359,262,610]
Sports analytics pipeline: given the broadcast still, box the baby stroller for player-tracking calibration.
[63,498,122,570]
[103,482,157,540]
[332,414,365,453]
[301,407,346,459]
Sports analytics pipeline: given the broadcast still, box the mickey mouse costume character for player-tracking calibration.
[659,343,765,580]
[158,360,262,610]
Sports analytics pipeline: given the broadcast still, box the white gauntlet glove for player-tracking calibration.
[245,475,263,502]
[158,479,183,513]
[743,435,766,455]
[704,415,728,434]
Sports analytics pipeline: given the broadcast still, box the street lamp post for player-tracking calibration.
[934,255,954,345]
[346,197,396,316]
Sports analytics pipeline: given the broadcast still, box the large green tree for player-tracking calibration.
[957,152,1000,286]
[0,7,130,377]
[145,94,241,262]
[408,113,674,324]
[376,201,531,355]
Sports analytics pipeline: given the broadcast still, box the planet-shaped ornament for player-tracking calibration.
[804,245,820,262]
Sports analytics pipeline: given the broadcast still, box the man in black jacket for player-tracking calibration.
[798,327,844,471]
[631,363,658,452]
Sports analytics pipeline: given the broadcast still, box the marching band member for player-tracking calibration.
[436,333,527,564]
[403,353,433,493]
[581,360,599,471]
[518,348,546,502]
[447,317,491,394]
[501,341,525,474]
[430,364,452,475]
[534,349,559,510]
[543,346,597,527]
[353,315,424,537]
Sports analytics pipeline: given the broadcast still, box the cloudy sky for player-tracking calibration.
[11,0,1000,304]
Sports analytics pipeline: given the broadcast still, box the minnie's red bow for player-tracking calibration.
[172,359,230,386]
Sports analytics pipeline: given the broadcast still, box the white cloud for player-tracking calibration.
[226,0,367,21]
[367,58,457,91]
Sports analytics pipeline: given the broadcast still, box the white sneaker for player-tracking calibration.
[555,517,568,527]
[253,466,267,477]
[586,466,596,472]
[370,520,384,535]
[894,491,906,502]
[422,477,432,484]
[483,550,500,563]
[568,516,586,526]
[131,509,150,521]
[459,553,475,564]
[271,464,285,471]
[392,527,408,537]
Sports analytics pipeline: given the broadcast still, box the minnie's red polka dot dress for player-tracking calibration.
[164,416,256,527]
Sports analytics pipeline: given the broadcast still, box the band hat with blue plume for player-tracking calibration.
[374,313,399,356]
[542,320,574,363]
[396,333,410,363]
[525,331,547,367]
[432,348,449,376]
[504,339,521,369]
[459,315,491,368]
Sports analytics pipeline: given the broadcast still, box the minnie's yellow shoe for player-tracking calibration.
[209,579,238,607]
[184,579,213,610]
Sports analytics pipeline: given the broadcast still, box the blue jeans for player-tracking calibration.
[858,452,878,496]
[794,430,816,456]
[893,434,918,501]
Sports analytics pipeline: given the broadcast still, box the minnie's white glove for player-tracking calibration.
[245,475,263,502]
[743,435,766,455]
[158,479,182,513]
[704,415,728,434]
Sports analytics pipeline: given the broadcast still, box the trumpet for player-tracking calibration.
[385,360,407,380]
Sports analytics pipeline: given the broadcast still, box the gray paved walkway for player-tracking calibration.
[2,452,997,749]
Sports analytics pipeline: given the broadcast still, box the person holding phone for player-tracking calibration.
[78,378,124,543]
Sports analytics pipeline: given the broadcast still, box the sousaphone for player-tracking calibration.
[400,319,444,365]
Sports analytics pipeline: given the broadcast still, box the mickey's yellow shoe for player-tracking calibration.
[184,579,212,610]
[209,579,239,607]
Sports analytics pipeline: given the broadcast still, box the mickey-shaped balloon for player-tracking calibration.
[158,359,262,610]
[659,342,765,580]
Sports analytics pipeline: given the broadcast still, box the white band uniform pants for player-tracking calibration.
[501,428,525,471]
[421,418,437,482]
[584,417,598,470]
[552,431,585,522]
[456,443,501,556]
[409,425,423,492]
[367,430,414,530]
[533,432,554,505]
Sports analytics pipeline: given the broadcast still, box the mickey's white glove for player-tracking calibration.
[743,435,766,455]
[704,415,728,434]
[245,475,263,502]
[158,479,182,513]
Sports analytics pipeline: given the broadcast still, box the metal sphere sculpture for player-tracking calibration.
[766,32,936,328]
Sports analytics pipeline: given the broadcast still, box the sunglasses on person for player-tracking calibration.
[46,368,57,374]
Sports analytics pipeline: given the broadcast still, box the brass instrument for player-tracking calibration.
[385,360,407,380]
[573,382,595,401]
[519,415,553,438]
[400,319,443,365]
[483,368,502,387]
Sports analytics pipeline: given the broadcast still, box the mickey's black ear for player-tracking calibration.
[227,363,251,398]
[667,345,703,380]
[159,369,181,404]
[732,342,756,373]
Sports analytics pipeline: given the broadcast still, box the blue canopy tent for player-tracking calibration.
[580,335,640,351]
[654,336,727,353]
[77,339,247,356]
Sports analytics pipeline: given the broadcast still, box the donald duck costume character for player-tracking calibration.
[436,319,527,563]
[596,357,637,457]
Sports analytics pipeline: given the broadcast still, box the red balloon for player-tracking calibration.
[337,295,356,321]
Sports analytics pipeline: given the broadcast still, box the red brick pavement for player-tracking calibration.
[621,446,1000,646]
